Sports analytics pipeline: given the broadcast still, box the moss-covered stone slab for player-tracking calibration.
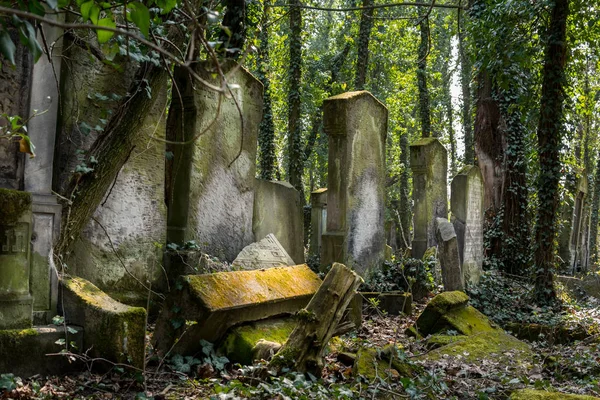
[0,325,83,377]
[153,265,322,356]
[220,317,296,365]
[353,347,398,381]
[410,291,467,335]
[420,331,533,366]
[506,322,598,344]
[425,334,467,349]
[61,277,146,368]
[510,389,600,400]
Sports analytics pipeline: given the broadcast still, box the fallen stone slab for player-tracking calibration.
[60,277,146,369]
[0,325,84,377]
[153,264,322,356]
[510,389,600,400]
[220,317,296,365]
[231,233,295,270]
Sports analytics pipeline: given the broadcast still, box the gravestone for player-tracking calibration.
[450,166,484,285]
[435,218,464,292]
[24,17,64,323]
[320,91,387,276]
[309,188,327,258]
[410,138,448,259]
[232,234,295,270]
[0,189,33,329]
[558,175,588,272]
[166,62,263,262]
[253,179,304,264]
[56,38,167,304]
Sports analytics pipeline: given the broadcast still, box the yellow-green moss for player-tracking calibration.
[425,334,466,349]
[510,389,600,400]
[428,291,469,313]
[0,328,38,342]
[0,188,31,225]
[63,277,131,313]
[411,137,440,147]
[442,306,498,335]
[353,347,396,381]
[220,318,296,365]
[421,331,533,366]
[187,265,321,311]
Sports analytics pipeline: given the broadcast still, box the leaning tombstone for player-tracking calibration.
[435,218,464,292]
[0,189,33,329]
[410,138,448,259]
[309,188,328,259]
[320,91,387,276]
[450,166,484,285]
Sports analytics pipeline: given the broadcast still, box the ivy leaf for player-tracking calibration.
[0,31,16,65]
[80,1,94,21]
[155,0,176,14]
[96,18,116,44]
[18,22,42,62]
[128,2,150,37]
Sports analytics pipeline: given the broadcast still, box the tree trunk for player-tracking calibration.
[534,0,569,303]
[219,0,246,60]
[416,0,431,138]
[269,263,362,377]
[398,133,411,250]
[458,6,473,164]
[286,0,303,193]
[257,1,276,180]
[589,151,600,267]
[354,0,374,90]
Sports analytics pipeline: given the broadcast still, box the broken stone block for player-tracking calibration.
[510,390,600,400]
[60,277,146,368]
[435,218,464,292]
[253,180,305,265]
[0,325,83,377]
[0,188,33,330]
[231,234,295,270]
[153,265,322,357]
[220,317,296,365]
[410,291,497,337]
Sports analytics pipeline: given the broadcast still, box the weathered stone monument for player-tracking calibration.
[559,175,588,272]
[232,234,295,270]
[309,188,327,258]
[410,138,448,259]
[253,179,304,264]
[451,165,484,285]
[320,91,387,276]
[167,62,263,262]
[435,218,464,292]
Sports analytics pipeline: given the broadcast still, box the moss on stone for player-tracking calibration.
[421,331,533,366]
[442,306,498,335]
[428,291,469,313]
[353,347,397,381]
[220,318,296,365]
[0,328,38,343]
[510,389,600,400]
[411,137,439,147]
[411,291,471,336]
[425,334,467,349]
[0,188,31,225]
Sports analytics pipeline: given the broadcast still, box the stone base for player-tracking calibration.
[320,232,346,269]
[0,296,33,330]
[0,325,83,377]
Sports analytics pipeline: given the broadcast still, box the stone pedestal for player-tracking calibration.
[309,188,327,258]
[167,62,263,262]
[410,138,448,259]
[451,165,484,285]
[0,189,33,329]
[320,91,387,276]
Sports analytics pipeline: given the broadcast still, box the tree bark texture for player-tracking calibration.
[534,0,569,303]
[589,151,600,266]
[458,7,473,164]
[219,0,247,60]
[354,0,374,90]
[269,263,362,377]
[416,0,431,138]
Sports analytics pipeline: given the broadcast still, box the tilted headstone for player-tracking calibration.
[56,41,167,304]
[410,138,448,259]
[309,188,327,258]
[253,179,304,264]
[232,234,295,270]
[166,62,263,262]
[0,189,33,329]
[451,165,484,285]
[558,175,588,272]
[435,218,464,292]
[320,91,387,276]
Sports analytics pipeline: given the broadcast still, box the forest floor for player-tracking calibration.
[1,272,599,400]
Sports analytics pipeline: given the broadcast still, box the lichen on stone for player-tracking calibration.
[0,188,31,225]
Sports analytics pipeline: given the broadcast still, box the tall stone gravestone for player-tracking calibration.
[320,91,387,276]
[451,165,484,285]
[435,218,464,292]
[410,138,448,259]
[309,188,327,259]
[0,189,33,329]
[167,62,263,262]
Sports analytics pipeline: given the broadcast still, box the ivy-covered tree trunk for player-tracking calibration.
[533,0,569,303]
[286,0,303,193]
[458,6,473,164]
[437,14,456,174]
[257,1,276,180]
[589,151,600,266]
[398,133,412,250]
[416,0,431,138]
[354,0,374,90]
[219,0,246,60]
